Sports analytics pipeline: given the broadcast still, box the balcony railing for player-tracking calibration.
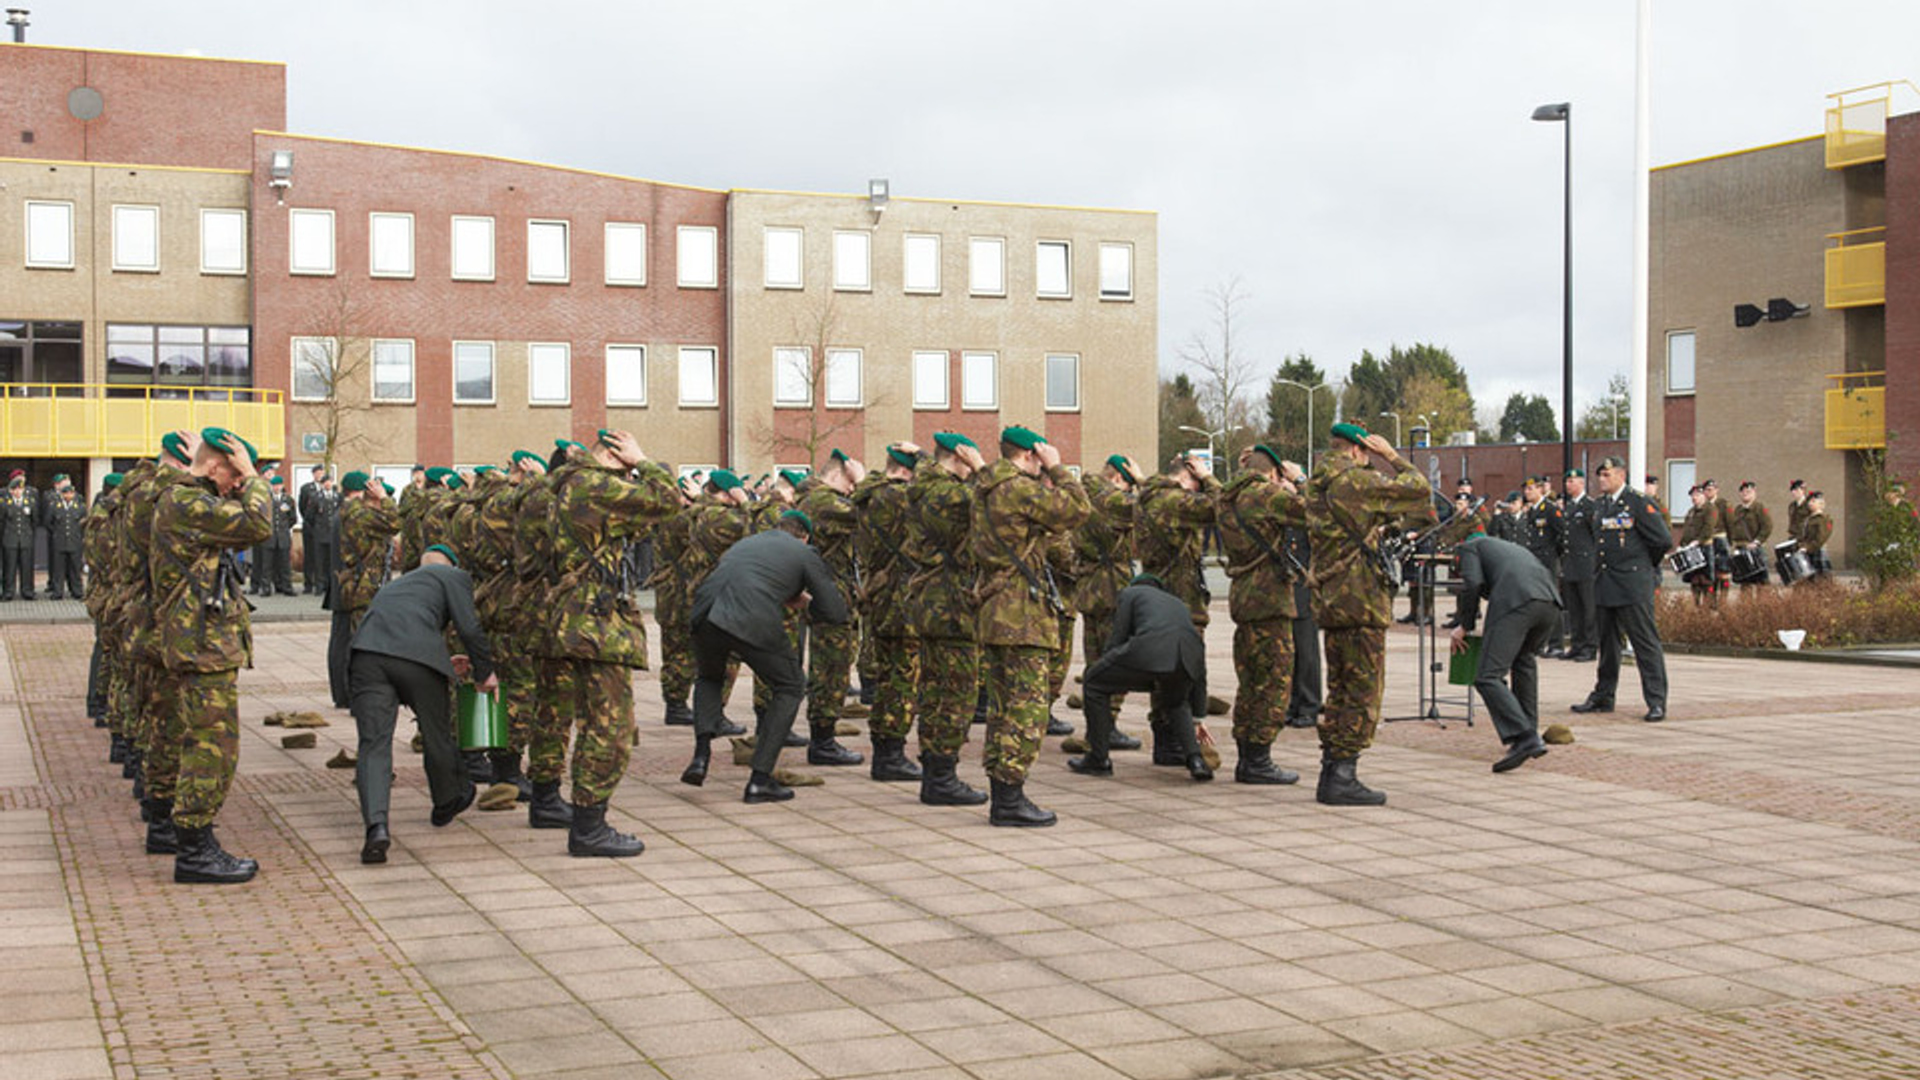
[1825,371,1885,450]
[0,384,285,458]
[1825,227,1886,308]
[1825,81,1917,168]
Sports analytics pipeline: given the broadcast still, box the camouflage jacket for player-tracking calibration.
[1071,475,1135,615]
[1217,473,1306,624]
[118,463,193,662]
[644,503,694,611]
[1134,473,1220,619]
[461,477,522,633]
[1305,453,1432,630]
[511,470,562,651]
[687,495,754,588]
[853,473,917,635]
[82,486,120,625]
[546,460,678,667]
[798,483,861,594]
[969,458,1089,649]
[398,485,446,573]
[150,475,273,673]
[336,496,400,614]
[903,463,978,641]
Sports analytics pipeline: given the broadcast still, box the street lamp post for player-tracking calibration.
[1609,397,1621,439]
[1378,411,1401,448]
[1274,378,1330,467]
[1533,100,1574,480]
[1178,424,1241,475]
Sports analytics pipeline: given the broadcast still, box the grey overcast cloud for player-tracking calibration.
[39,0,1920,427]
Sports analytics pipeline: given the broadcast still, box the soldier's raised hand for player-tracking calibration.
[1183,452,1212,480]
[1035,441,1062,470]
[608,430,647,467]
[956,443,986,473]
[1362,433,1399,461]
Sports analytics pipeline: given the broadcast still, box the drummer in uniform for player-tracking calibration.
[1726,481,1772,589]
[1677,485,1720,605]
[1797,491,1834,578]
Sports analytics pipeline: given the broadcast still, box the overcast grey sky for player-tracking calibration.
[42,0,1920,427]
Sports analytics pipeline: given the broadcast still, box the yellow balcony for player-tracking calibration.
[1825,81,1916,168]
[1826,228,1886,308]
[0,384,285,459]
[1825,372,1885,450]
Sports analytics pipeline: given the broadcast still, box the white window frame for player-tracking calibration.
[527,341,572,406]
[24,199,75,269]
[773,346,812,407]
[604,222,648,286]
[825,348,863,408]
[200,208,247,275]
[912,350,949,410]
[1036,240,1071,299]
[903,233,941,294]
[763,226,804,290]
[969,236,1005,297]
[290,336,338,402]
[678,346,719,407]
[1044,352,1080,412]
[1098,241,1134,301]
[961,351,998,410]
[371,465,413,497]
[112,204,160,273]
[605,343,647,406]
[1666,459,1696,521]
[678,225,718,289]
[368,211,415,279]
[370,338,416,404]
[288,208,336,276]
[1666,329,1696,395]
[452,340,497,406]
[527,219,571,284]
[450,215,495,281]
[833,230,871,292]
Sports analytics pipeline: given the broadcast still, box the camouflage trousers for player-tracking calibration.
[171,668,241,830]
[1047,612,1075,700]
[526,656,576,783]
[141,662,185,803]
[867,633,919,741]
[1319,627,1387,758]
[553,659,634,807]
[106,649,134,741]
[916,637,979,758]
[857,616,877,696]
[496,654,534,755]
[1232,618,1296,747]
[806,617,858,733]
[983,644,1052,784]
[657,591,694,705]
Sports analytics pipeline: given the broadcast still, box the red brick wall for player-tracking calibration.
[1392,439,1629,505]
[1662,395,1696,460]
[909,351,1009,452]
[0,45,284,169]
[1886,114,1920,480]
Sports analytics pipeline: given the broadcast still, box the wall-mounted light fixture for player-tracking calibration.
[1733,298,1809,327]
[868,178,889,217]
[268,149,294,204]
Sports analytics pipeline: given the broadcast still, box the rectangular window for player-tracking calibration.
[1045,352,1080,411]
[774,346,812,406]
[200,209,247,275]
[25,200,75,268]
[606,344,647,406]
[288,209,335,275]
[833,231,871,291]
[207,327,252,386]
[528,342,571,405]
[1036,240,1071,299]
[678,225,718,288]
[903,233,941,294]
[112,205,160,272]
[969,237,1005,296]
[371,339,415,403]
[450,215,494,280]
[1099,242,1134,300]
[1666,460,1696,520]
[961,351,997,409]
[156,326,204,385]
[825,348,862,407]
[527,219,570,283]
[679,345,718,406]
[764,226,803,289]
[452,340,496,404]
[1666,330,1696,394]
[912,350,949,409]
[368,212,414,278]
[110,325,250,385]
[604,222,647,286]
[291,336,337,401]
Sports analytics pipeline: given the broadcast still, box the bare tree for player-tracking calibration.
[1177,276,1259,471]
[288,277,372,473]
[753,294,881,470]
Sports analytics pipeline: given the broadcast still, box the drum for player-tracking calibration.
[1667,543,1708,579]
[1773,540,1801,583]
[1779,551,1816,586]
[1729,545,1768,584]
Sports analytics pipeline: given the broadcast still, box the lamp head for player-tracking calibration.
[1531,102,1570,122]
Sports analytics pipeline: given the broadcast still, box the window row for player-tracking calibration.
[903,350,1081,412]
[106,324,253,386]
[285,211,718,288]
[762,228,1134,300]
[289,338,719,409]
[22,200,248,275]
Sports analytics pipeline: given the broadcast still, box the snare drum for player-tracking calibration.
[1773,540,1801,583]
[1667,543,1708,579]
[1780,550,1815,586]
[1730,545,1768,584]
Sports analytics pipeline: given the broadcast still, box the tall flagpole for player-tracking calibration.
[1630,0,1652,489]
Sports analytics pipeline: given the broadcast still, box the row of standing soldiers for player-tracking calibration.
[0,469,91,600]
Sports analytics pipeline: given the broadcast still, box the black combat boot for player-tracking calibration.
[1234,739,1300,785]
[528,779,573,829]
[972,688,989,726]
[869,736,921,782]
[1149,723,1183,767]
[663,700,694,726]
[122,747,141,780]
[807,726,864,766]
[988,778,1057,827]
[1045,712,1073,737]
[173,824,259,884]
[142,799,177,855]
[919,753,987,806]
[490,749,532,802]
[109,732,128,764]
[130,758,145,802]
[1316,754,1387,806]
[681,735,711,787]
[1109,729,1142,751]
[567,803,645,857]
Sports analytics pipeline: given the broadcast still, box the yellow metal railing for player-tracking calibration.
[1824,81,1917,169]
[0,384,286,458]
[1825,371,1885,450]
[1825,227,1886,308]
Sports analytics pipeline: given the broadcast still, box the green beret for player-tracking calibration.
[596,428,619,448]
[1251,444,1286,470]
[1104,453,1132,475]
[159,431,193,465]
[1329,422,1370,446]
[103,473,124,488]
[425,467,453,485]
[472,464,500,476]
[1565,468,1585,479]
[708,468,743,492]
[379,480,396,497]
[511,449,544,469]
[554,438,585,454]
[341,470,370,493]
[829,448,849,463]
[269,475,285,486]
[1129,572,1165,589]
[443,474,466,491]
[1001,425,1046,451]
[887,446,919,470]
[200,426,258,466]
[781,509,814,535]
[423,543,459,567]
[779,469,809,488]
[933,432,977,453]
[51,473,67,483]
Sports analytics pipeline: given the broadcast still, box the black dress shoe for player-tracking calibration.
[361,823,391,864]
[782,730,808,748]
[1643,705,1666,722]
[744,773,794,803]
[430,782,475,826]
[1186,754,1214,782]
[1067,755,1112,776]
[1566,650,1597,662]
[1108,729,1142,751]
[1045,714,1073,737]
[1570,699,1614,714]
[1493,734,1548,773]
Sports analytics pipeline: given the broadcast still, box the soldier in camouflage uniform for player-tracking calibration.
[1070,455,1145,749]
[463,452,544,794]
[513,442,577,830]
[852,443,925,781]
[682,470,752,733]
[442,465,509,785]
[648,474,700,726]
[796,452,868,767]
[971,426,1089,827]
[123,434,201,854]
[398,467,454,573]
[82,472,123,733]
[335,472,400,632]
[1304,423,1432,806]
[904,434,990,806]
[545,430,677,857]
[151,428,273,882]
[1217,445,1309,786]
[1133,452,1220,763]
